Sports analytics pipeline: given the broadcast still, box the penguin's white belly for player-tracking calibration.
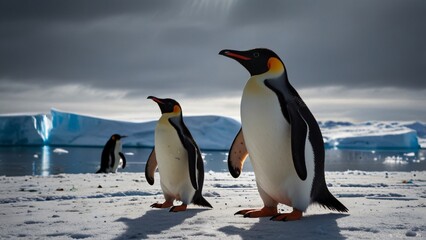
[155,122,195,203]
[241,78,315,210]
[111,142,122,172]
[111,153,121,172]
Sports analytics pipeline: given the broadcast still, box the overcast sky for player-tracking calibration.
[1,0,425,122]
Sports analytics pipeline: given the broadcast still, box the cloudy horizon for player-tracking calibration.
[1,0,425,122]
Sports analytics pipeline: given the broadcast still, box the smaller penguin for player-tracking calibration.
[146,96,212,212]
[96,134,127,174]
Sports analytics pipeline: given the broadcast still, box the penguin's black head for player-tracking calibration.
[219,48,285,76]
[148,96,182,115]
[110,134,126,141]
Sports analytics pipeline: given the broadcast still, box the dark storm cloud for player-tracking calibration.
[0,0,177,86]
[0,0,425,98]
[224,0,426,89]
[282,1,426,89]
[0,0,171,22]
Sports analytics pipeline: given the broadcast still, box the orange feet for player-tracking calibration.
[170,204,187,212]
[235,207,277,218]
[150,201,187,212]
[150,201,173,208]
[270,208,303,221]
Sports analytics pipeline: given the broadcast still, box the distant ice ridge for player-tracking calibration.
[0,114,47,145]
[319,121,423,149]
[0,109,240,151]
[0,109,425,150]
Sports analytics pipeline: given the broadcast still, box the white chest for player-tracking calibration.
[155,120,186,161]
[111,140,122,171]
[240,76,315,208]
[154,118,190,185]
[241,76,292,166]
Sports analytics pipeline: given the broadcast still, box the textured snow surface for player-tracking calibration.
[0,171,425,239]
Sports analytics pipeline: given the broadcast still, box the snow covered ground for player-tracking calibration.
[0,171,425,239]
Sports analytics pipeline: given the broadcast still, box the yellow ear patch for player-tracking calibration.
[173,105,181,113]
[267,57,285,74]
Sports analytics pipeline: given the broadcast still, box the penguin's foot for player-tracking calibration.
[270,209,303,221]
[150,201,173,208]
[170,204,187,212]
[235,207,277,218]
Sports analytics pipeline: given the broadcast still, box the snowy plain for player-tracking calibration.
[1,110,426,239]
[0,171,425,239]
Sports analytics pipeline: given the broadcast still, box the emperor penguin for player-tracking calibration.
[219,48,348,221]
[96,134,127,174]
[146,96,212,212]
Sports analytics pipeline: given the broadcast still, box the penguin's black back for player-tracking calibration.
[96,138,115,173]
[172,116,212,208]
[298,96,348,213]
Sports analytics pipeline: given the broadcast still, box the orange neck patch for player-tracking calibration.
[173,105,181,114]
[267,57,285,75]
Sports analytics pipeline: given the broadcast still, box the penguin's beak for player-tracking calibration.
[219,49,251,61]
[148,96,169,114]
[220,49,260,76]
[120,135,127,139]
[147,96,164,105]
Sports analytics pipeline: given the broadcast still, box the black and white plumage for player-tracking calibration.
[96,134,127,174]
[220,48,347,221]
[146,96,212,212]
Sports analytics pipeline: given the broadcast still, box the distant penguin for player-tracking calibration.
[146,96,212,212]
[96,134,127,174]
[219,48,348,221]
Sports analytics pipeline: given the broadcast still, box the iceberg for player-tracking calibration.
[320,121,422,149]
[48,109,240,150]
[0,114,47,145]
[0,109,240,150]
[47,109,155,148]
[0,109,425,150]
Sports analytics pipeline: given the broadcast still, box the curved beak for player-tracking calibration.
[147,96,164,104]
[219,49,251,61]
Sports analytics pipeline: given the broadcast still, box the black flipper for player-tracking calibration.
[287,103,308,180]
[264,79,290,123]
[267,76,348,212]
[265,78,308,180]
[145,148,157,185]
[169,117,199,190]
[228,128,248,178]
[183,140,200,190]
[297,103,348,212]
[169,116,212,208]
[119,152,126,169]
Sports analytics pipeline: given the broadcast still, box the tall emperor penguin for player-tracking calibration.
[219,48,347,221]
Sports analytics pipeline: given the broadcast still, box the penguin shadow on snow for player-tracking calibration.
[113,208,208,240]
[219,213,348,240]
